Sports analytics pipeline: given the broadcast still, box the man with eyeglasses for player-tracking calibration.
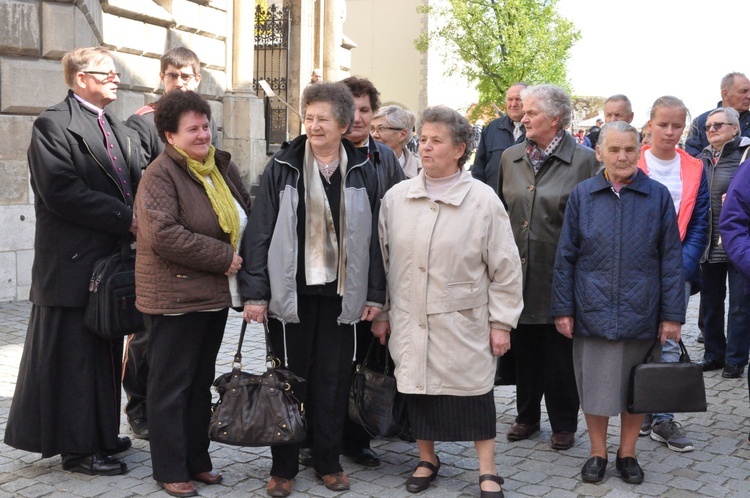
[126,46,217,169]
[4,46,143,476]
[686,72,750,157]
[123,46,218,441]
[471,83,528,194]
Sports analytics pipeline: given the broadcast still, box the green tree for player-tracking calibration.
[416,0,580,118]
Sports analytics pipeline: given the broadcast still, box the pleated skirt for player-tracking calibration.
[405,390,496,441]
[573,336,658,417]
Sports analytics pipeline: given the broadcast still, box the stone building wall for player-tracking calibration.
[0,0,268,302]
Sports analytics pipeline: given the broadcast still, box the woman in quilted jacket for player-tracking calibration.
[552,121,685,485]
[134,90,250,497]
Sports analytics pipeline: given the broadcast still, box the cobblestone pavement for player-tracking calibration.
[0,297,748,497]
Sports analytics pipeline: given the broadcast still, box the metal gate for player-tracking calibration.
[253,4,291,154]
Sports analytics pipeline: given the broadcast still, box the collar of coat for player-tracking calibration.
[275,134,369,174]
[506,131,578,166]
[590,167,650,195]
[405,168,474,205]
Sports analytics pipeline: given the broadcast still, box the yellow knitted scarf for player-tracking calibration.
[174,145,240,249]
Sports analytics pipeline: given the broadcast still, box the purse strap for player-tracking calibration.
[642,338,691,364]
[234,319,282,369]
[363,337,393,375]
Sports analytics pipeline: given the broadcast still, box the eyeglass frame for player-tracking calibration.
[704,122,733,132]
[81,70,121,81]
[371,125,404,135]
[163,71,198,83]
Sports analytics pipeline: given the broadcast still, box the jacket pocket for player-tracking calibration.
[172,271,216,306]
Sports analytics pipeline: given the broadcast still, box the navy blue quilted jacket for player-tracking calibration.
[551,169,686,341]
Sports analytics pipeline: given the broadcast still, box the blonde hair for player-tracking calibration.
[62,47,112,88]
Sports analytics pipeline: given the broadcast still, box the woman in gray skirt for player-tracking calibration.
[551,121,686,485]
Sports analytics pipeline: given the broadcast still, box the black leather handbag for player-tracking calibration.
[208,320,307,447]
[348,338,408,438]
[627,339,707,414]
[84,242,144,340]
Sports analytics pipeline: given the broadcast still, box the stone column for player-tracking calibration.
[323,0,342,82]
[223,0,267,189]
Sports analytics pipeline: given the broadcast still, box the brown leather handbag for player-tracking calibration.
[208,320,306,446]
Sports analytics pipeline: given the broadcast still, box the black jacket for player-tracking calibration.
[471,114,525,193]
[365,136,406,196]
[28,91,143,307]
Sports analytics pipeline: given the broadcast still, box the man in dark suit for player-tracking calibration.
[471,83,528,194]
[4,47,142,476]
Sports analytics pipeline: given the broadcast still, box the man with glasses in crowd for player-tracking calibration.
[123,46,217,440]
[4,46,142,476]
[686,72,750,157]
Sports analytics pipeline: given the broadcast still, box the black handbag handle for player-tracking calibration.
[362,337,393,375]
[233,319,281,369]
[642,338,691,364]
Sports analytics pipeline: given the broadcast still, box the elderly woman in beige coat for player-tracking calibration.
[372,106,523,498]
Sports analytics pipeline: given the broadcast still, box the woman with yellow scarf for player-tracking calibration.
[134,90,250,497]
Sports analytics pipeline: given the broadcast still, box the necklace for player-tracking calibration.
[315,157,340,181]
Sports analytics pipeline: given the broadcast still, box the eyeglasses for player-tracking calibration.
[82,70,121,81]
[371,126,403,135]
[164,72,196,83]
[705,122,731,132]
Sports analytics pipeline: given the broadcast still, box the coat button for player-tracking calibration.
[529,185,535,191]
[431,206,437,211]
[522,221,529,228]
[521,258,526,264]
[419,266,426,272]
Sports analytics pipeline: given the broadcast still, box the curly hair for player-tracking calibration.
[419,105,473,167]
[154,90,212,143]
[301,82,355,129]
[341,76,381,112]
[520,85,572,130]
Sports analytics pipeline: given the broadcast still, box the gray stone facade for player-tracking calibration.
[0,0,269,302]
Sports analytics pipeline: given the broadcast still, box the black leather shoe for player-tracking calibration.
[405,457,440,493]
[299,447,313,467]
[615,451,643,484]
[581,456,607,482]
[698,359,725,372]
[103,436,132,455]
[129,418,149,439]
[722,363,744,378]
[62,452,127,476]
[344,447,380,467]
[479,474,505,498]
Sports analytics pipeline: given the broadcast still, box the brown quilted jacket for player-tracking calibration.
[134,145,250,315]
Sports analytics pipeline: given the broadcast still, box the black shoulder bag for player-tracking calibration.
[84,241,144,339]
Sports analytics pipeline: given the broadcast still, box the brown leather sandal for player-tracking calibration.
[479,473,505,498]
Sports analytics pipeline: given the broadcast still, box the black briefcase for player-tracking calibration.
[627,339,707,414]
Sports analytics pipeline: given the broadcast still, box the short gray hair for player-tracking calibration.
[708,106,740,129]
[597,120,641,151]
[520,84,572,129]
[374,105,416,133]
[301,82,355,129]
[418,105,473,167]
[721,72,748,92]
[605,94,633,113]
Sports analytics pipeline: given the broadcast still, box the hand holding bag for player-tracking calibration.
[627,339,707,414]
[348,338,408,438]
[208,320,307,446]
[84,241,144,339]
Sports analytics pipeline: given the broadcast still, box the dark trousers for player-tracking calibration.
[146,310,227,483]
[511,323,579,432]
[269,295,354,479]
[123,329,149,421]
[700,261,750,368]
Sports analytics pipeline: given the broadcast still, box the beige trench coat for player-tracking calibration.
[378,170,524,396]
